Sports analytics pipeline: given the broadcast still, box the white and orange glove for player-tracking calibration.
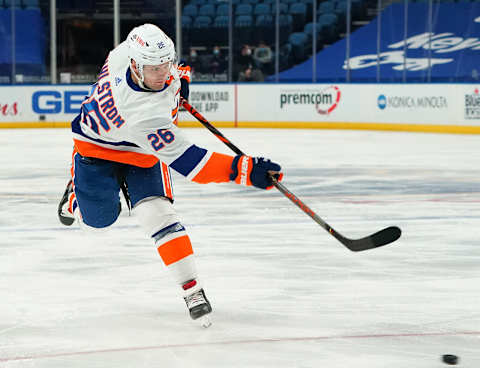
[178,63,191,101]
[229,155,283,190]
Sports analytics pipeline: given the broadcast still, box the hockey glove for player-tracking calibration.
[178,62,191,101]
[230,155,283,190]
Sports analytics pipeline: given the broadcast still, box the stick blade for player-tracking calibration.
[341,226,402,252]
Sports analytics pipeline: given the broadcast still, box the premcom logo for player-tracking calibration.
[280,85,341,115]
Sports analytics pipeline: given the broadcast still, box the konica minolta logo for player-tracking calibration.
[377,95,387,109]
[465,88,480,119]
[376,94,448,110]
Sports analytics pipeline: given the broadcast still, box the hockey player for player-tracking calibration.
[57,24,283,327]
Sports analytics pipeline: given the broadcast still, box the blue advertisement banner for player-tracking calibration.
[276,3,480,82]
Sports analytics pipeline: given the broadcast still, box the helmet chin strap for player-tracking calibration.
[130,63,155,91]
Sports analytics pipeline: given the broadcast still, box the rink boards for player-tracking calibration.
[0,83,479,133]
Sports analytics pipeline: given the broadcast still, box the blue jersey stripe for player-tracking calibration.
[170,145,208,176]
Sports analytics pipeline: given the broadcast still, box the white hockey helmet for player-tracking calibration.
[127,24,177,88]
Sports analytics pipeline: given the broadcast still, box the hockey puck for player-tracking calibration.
[442,354,459,365]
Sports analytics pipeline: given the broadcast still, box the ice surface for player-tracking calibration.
[0,128,479,367]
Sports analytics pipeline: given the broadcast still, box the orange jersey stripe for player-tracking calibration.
[161,162,173,199]
[192,152,234,184]
[171,106,178,117]
[157,235,193,266]
[74,139,158,168]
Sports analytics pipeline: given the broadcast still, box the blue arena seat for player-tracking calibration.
[290,2,307,14]
[255,14,274,43]
[297,0,314,18]
[216,3,229,15]
[303,21,322,42]
[234,14,253,44]
[191,15,213,44]
[182,15,192,27]
[213,14,229,27]
[279,14,293,43]
[198,3,216,16]
[181,15,192,44]
[212,15,229,43]
[183,4,198,17]
[22,0,39,7]
[289,2,307,32]
[4,0,21,7]
[193,14,212,27]
[254,3,270,15]
[317,12,338,42]
[288,32,308,61]
[235,3,252,14]
[318,1,335,14]
[288,31,308,44]
[334,1,347,23]
[255,13,273,26]
[270,2,288,14]
[190,0,207,5]
[235,13,253,26]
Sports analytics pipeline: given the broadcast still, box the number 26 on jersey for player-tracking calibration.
[148,129,175,151]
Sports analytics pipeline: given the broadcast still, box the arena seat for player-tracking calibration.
[235,3,252,15]
[183,4,198,17]
[198,3,216,16]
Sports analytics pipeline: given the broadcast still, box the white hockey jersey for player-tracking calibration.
[72,41,234,185]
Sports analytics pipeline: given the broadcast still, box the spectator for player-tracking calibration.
[237,44,254,68]
[238,66,264,82]
[210,45,226,76]
[234,44,254,80]
[253,41,273,74]
[186,47,199,73]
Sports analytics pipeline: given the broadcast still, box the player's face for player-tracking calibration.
[143,62,171,90]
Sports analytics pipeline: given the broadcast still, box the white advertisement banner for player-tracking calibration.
[0,85,90,124]
[238,84,475,125]
[1,83,480,133]
[0,84,235,127]
[178,84,235,124]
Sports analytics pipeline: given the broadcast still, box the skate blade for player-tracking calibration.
[199,315,212,328]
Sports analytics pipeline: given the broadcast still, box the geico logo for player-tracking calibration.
[32,90,89,114]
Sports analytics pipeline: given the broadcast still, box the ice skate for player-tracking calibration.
[183,280,212,328]
[58,179,75,226]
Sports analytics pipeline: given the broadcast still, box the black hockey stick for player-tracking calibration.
[182,100,401,252]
